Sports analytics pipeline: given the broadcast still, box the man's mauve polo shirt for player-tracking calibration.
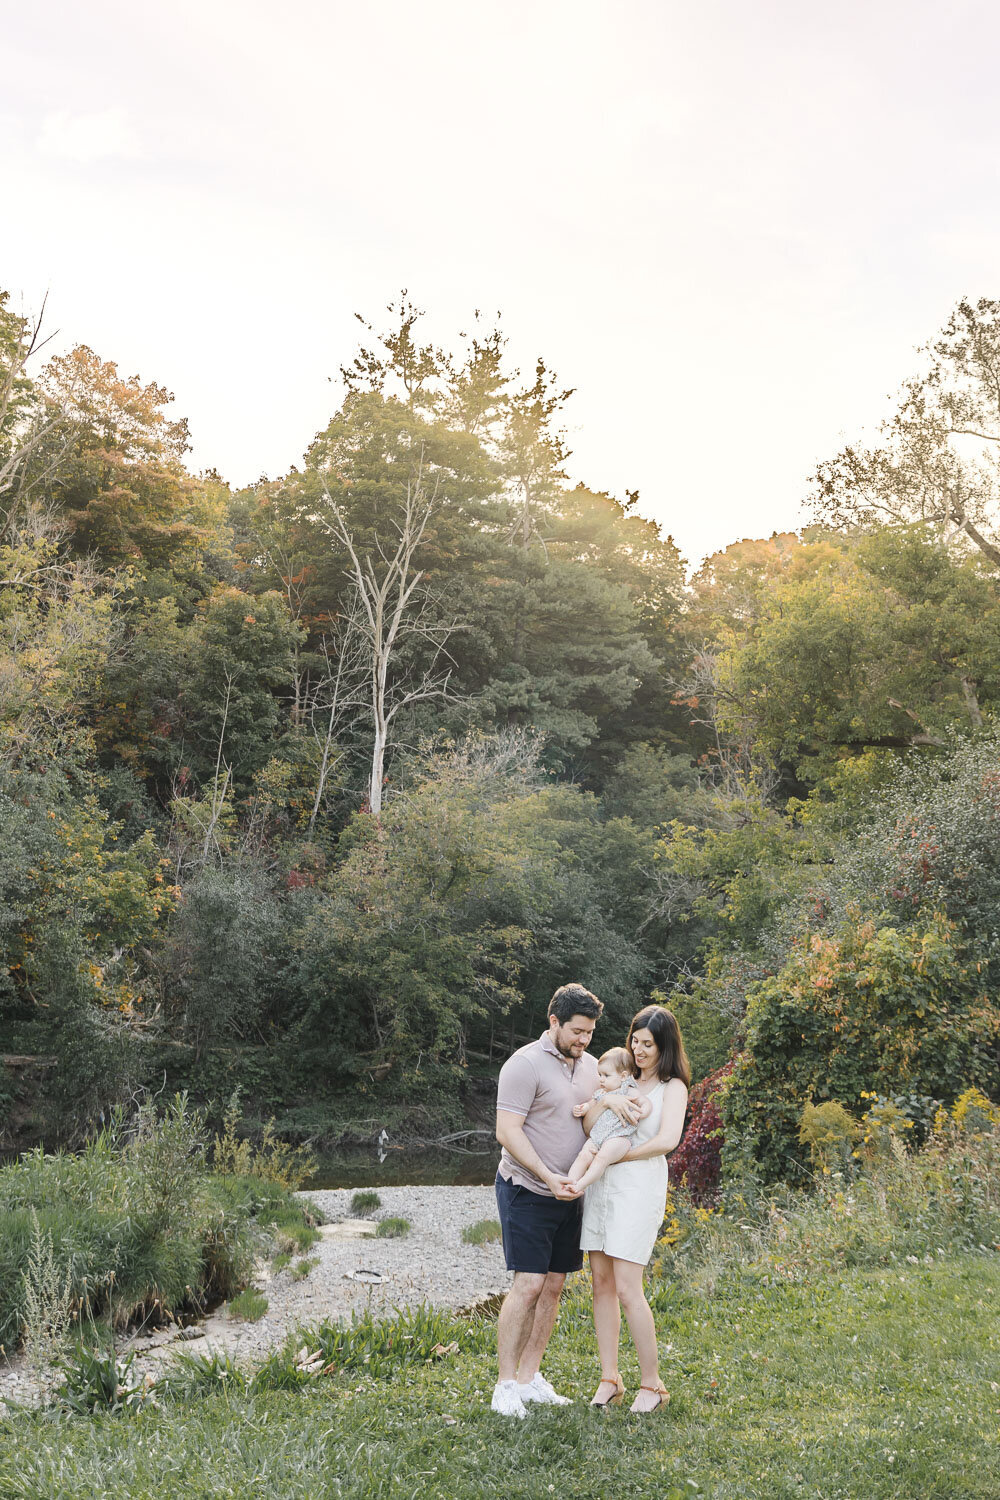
[496,1032,599,1197]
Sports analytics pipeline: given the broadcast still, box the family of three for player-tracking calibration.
[492,982,690,1417]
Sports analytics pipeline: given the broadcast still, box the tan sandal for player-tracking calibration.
[631,1381,670,1413]
[590,1372,624,1407]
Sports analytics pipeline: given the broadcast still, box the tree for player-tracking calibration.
[707,530,1000,786]
[0,290,79,536]
[320,458,457,817]
[42,345,227,575]
[813,298,1000,567]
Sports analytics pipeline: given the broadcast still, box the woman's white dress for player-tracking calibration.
[580,1081,667,1265]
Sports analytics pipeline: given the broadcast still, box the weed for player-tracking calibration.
[461,1218,502,1245]
[374,1217,409,1239]
[227,1290,268,1322]
[57,1345,154,1416]
[19,1209,75,1369]
[350,1190,381,1215]
[290,1258,319,1282]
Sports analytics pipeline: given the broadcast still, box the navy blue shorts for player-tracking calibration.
[495,1173,584,1274]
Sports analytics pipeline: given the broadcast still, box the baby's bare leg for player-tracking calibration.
[570,1136,632,1191]
[566,1139,599,1182]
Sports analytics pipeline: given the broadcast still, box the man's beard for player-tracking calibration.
[553,1032,581,1058]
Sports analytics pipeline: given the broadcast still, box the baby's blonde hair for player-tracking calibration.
[598,1046,634,1077]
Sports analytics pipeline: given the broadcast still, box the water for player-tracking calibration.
[303,1144,499,1191]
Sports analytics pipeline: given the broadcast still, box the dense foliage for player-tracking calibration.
[5,287,1000,1183]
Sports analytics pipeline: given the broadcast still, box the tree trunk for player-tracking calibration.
[961,674,984,729]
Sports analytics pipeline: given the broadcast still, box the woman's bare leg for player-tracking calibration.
[588,1250,621,1401]
[612,1258,662,1410]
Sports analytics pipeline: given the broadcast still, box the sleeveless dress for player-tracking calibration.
[579,1081,667,1266]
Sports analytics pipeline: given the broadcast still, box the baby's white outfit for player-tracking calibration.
[588,1078,640,1147]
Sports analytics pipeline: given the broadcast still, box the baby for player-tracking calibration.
[566,1046,651,1191]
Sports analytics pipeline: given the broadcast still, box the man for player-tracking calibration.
[491,982,603,1417]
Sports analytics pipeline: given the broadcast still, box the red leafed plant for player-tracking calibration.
[669,1059,737,1204]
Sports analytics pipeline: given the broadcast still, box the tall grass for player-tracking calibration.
[0,1095,318,1353]
[655,1113,1000,1295]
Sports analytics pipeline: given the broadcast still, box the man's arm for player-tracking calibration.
[495,1110,576,1200]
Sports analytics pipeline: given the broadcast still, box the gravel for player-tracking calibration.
[206,1184,511,1362]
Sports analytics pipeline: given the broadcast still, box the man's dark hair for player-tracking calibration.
[549,983,603,1023]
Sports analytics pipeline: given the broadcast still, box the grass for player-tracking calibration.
[226,1289,268,1322]
[0,1096,320,1352]
[2,1256,1000,1497]
[350,1190,381,1216]
[374,1216,410,1239]
[290,1257,319,1281]
[461,1218,502,1245]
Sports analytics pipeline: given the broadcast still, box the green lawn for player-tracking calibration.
[2,1256,999,1499]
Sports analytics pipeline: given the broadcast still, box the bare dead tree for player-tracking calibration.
[0,295,74,539]
[305,613,367,836]
[319,457,459,817]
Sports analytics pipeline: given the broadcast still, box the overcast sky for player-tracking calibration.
[4,0,1000,566]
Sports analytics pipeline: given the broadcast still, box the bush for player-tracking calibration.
[722,912,1000,1182]
[212,1088,316,1190]
[798,1100,860,1172]
[255,1303,486,1388]
[0,1096,317,1351]
[669,1060,735,1204]
[654,1105,1000,1291]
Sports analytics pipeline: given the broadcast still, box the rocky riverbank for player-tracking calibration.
[0,1185,513,1407]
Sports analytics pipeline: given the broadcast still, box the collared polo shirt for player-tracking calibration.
[496,1032,599,1197]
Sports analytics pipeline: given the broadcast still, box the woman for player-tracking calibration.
[573,1004,689,1413]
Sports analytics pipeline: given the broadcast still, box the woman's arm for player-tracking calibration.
[624,1078,688,1162]
[580,1093,641,1136]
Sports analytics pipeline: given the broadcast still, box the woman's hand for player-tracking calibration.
[603,1095,642,1125]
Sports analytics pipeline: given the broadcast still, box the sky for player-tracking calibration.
[4,0,1000,567]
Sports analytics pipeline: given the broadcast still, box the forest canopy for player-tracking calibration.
[3,287,1000,1182]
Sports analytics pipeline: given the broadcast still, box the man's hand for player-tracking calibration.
[549,1175,580,1200]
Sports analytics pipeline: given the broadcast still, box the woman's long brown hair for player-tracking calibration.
[626,1004,691,1086]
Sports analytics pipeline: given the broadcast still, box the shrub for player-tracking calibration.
[57,1345,155,1416]
[669,1060,735,1203]
[291,1257,319,1281]
[255,1303,485,1388]
[212,1088,316,1190]
[18,1209,76,1369]
[654,1108,1000,1290]
[375,1217,410,1239]
[798,1100,860,1173]
[0,1096,317,1351]
[722,912,1000,1182]
[461,1219,502,1245]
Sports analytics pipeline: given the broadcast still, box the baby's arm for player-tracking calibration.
[573,1088,605,1118]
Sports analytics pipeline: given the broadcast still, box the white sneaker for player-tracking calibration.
[491,1379,527,1417]
[517,1372,573,1406]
